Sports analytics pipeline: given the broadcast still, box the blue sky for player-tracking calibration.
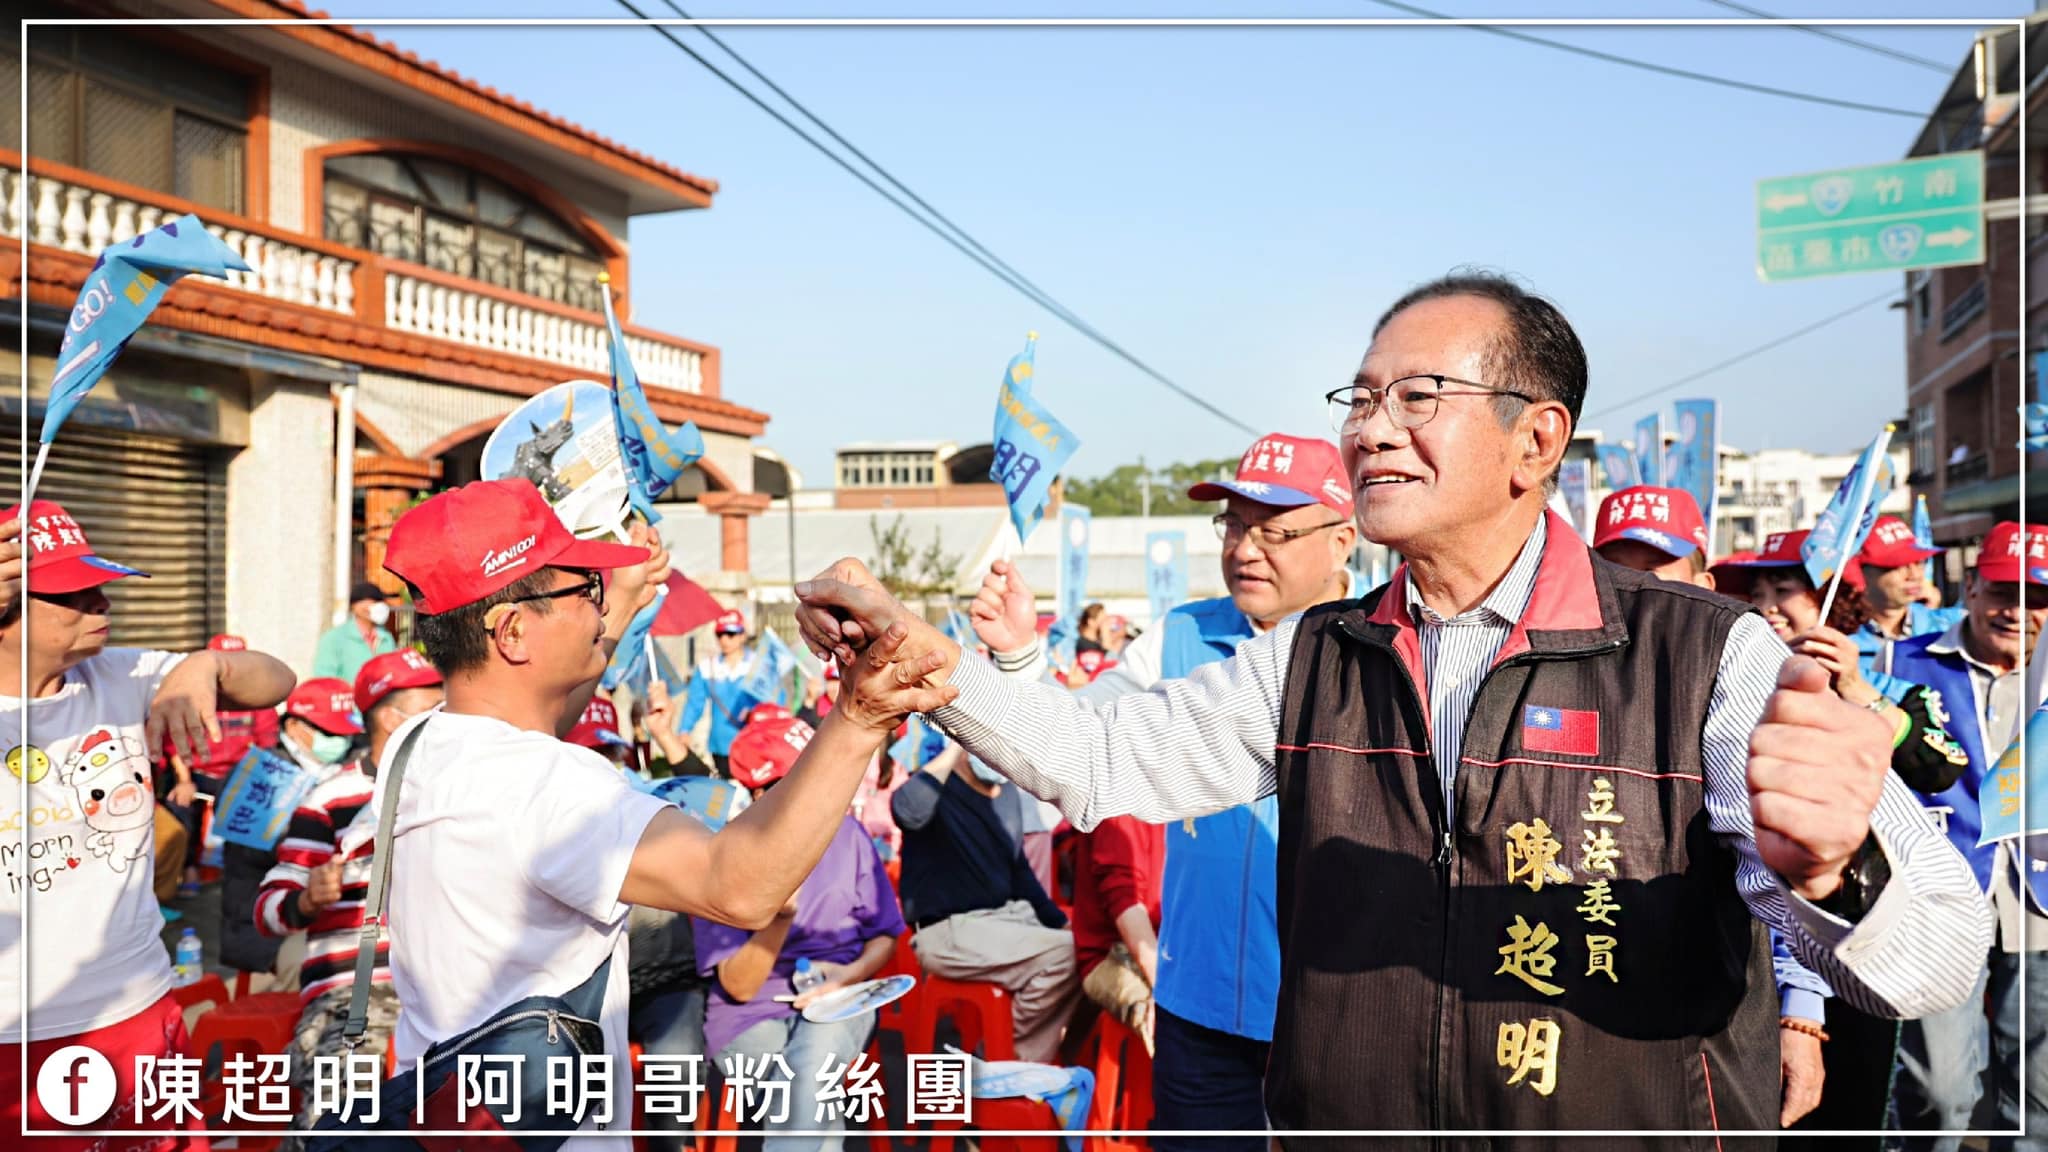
[332,1,2027,485]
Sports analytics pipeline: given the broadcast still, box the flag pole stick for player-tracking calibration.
[1816,425,1895,626]
[22,443,51,509]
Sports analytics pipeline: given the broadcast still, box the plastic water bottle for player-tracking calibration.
[792,957,825,995]
[173,928,203,987]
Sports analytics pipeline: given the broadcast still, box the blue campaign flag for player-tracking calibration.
[990,334,1081,542]
[598,277,705,521]
[1145,530,1189,627]
[1801,426,1897,589]
[1913,494,1936,582]
[1669,399,1719,548]
[1044,615,1077,670]
[213,748,322,851]
[600,587,666,693]
[45,214,249,447]
[1595,445,1640,491]
[1632,413,1664,486]
[887,713,947,771]
[1975,703,2046,845]
[1058,504,1092,629]
[2025,402,2048,452]
[741,628,798,706]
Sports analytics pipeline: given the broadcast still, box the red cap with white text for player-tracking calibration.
[383,480,647,615]
[1187,434,1354,515]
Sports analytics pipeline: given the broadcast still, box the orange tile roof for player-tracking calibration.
[213,0,718,203]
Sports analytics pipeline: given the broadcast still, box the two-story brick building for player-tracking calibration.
[1900,17,2048,568]
[3,1,771,672]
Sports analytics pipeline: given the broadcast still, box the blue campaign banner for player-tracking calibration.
[1670,399,1718,546]
[650,775,753,832]
[990,334,1081,542]
[1632,413,1664,486]
[1058,504,1092,629]
[1558,460,1593,543]
[212,747,322,851]
[1976,704,2045,845]
[1595,445,1639,492]
[600,586,666,693]
[599,277,705,520]
[1801,427,1896,589]
[47,214,249,445]
[1145,530,1188,627]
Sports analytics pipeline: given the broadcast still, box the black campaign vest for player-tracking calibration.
[1268,519,1777,1151]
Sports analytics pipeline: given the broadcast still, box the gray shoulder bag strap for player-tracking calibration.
[341,718,429,1050]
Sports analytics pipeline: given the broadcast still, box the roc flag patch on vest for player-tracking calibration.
[1523,704,1599,756]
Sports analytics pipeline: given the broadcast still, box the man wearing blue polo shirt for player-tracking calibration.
[971,433,1357,1149]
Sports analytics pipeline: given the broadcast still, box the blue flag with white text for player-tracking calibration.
[990,334,1080,542]
[599,281,705,523]
[47,213,249,444]
[1802,427,1896,589]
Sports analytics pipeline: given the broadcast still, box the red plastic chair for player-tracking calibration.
[171,973,231,1014]
[954,1094,1062,1152]
[1084,1013,1154,1146]
[189,1008,296,1152]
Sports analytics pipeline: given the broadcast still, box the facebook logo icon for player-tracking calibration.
[35,1045,117,1125]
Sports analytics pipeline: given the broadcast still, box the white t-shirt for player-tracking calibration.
[0,648,185,1042]
[372,708,668,1149]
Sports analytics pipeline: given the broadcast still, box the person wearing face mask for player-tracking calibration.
[312,580,399,685]
[256,649,443,1145]
[891,737,1077,1065]
[1883,521,2048,1151]
[279,677,364,769]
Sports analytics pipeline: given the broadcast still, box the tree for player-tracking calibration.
[869,514,964,615]
[1063,457,1240,516]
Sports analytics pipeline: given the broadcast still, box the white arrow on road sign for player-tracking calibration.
[1926,227,1975,247]
[1763,191,1809,213]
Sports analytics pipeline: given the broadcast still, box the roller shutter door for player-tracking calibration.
[3,429,228,651]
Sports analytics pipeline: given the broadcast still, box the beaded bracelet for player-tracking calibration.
[1779,1017,1829,1042]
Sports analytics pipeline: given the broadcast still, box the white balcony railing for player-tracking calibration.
[383,270,703,394]
[1,161,706,396]
[1,164,357,315]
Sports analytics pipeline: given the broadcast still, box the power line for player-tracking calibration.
[1696,0,1953,73]
[1580,288,1897,421]
[615,0,1261,436]
[1359,0,1926,119]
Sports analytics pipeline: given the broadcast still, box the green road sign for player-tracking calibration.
[1757,152,1984,282]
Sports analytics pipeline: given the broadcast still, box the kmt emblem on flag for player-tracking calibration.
[1523,705,1600,756]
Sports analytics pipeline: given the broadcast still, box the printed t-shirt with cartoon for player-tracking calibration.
[0,648,185,1043]
[370,708,669,1149]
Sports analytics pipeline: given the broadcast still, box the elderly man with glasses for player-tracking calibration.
[968,432,1358,1148]
[798,271,1993,1145]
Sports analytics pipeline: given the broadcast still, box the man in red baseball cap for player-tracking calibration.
[567,694,634,768]
[257,647,443,1134]
[280,677,364,771]
[356,478,953,1141]
[1888,519,2048,1142]
[1853,515,1963,678]
[0,500,296,1147]
[1591,485,1711,584]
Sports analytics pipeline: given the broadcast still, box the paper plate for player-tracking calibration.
[801,974,917,1024]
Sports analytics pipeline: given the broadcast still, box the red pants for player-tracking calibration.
[2,992,209,1152]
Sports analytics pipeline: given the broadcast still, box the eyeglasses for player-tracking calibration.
[520,570,605,611]
[1212,513,1349,549]
[1325,374,1536,433]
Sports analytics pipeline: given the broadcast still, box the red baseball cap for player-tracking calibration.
[383,480,647,615]
[207,635,247,652]
[1719,530,1863,596]
[285,677,364,736]
[1857,516,1941,569]
[1187,434,1354,516]
[727,713,816,790]
[566,695,629,750]
[1974,521,2048,586]
[2,500,147,594]
[353,648,443,715]
[714,610,746,636]
[1593,486,1708,559]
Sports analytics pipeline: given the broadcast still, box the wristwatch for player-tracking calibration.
[1813,832,1891,922]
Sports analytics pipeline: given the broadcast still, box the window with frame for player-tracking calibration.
[1909,271,1931,334]
[321,152,606,311]
[10,26,250,214]
[1911,404,1936,479]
